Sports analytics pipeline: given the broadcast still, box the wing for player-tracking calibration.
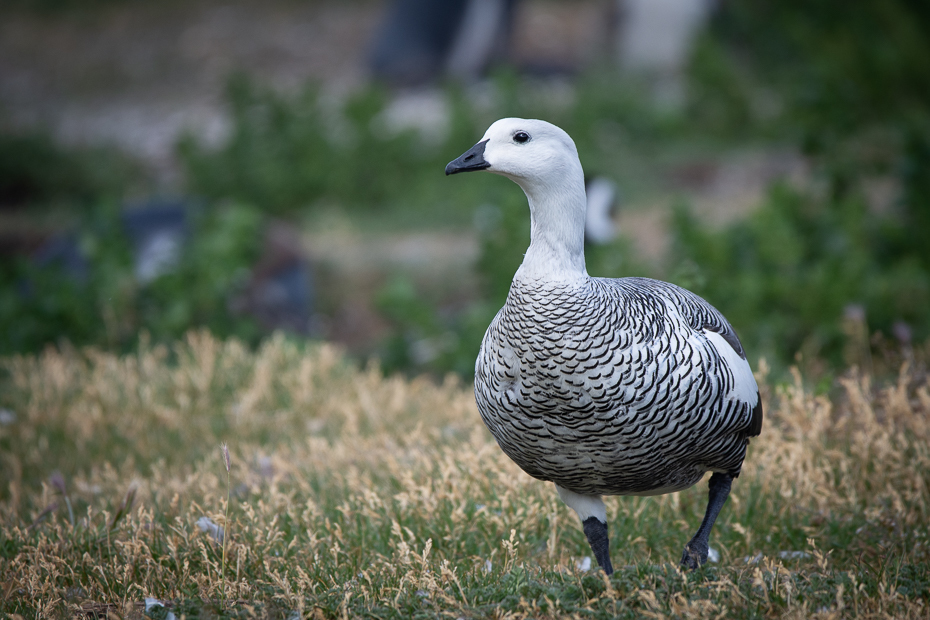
[607,277,763,438]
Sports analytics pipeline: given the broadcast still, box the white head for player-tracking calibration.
[445,118,585,199]
[446,118,589,280]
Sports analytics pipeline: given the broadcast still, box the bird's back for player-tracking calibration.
[475,276,762,497]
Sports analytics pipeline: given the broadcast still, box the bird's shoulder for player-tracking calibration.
[592,277,747,358]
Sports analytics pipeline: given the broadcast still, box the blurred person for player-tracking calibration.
[368,0,517,86]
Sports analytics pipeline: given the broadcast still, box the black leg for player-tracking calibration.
[582,517,614,575]
[681,472,733,570]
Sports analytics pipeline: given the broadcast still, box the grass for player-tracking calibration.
[1,331,929,618]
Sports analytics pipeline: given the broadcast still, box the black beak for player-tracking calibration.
[445,139,491,175]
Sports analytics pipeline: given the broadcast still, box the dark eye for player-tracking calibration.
[513,131,530,144]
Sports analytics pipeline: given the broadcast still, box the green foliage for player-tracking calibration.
[9,0,928,374]
[0,127,267,356]
[136,204,265,343]
[685,35,759,139]
[0,202,265,355]
[375,273,496,378]
[0,130,138,208]
[178,69,718,378]
[711,0,930,129]
[709,0,930,188]
[671,0,930,369]
[473,194,530,304]
[179,76,478,223]
[178,71,684,225]
[670,184,930,367]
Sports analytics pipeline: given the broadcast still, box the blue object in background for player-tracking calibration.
[121,199,190,284]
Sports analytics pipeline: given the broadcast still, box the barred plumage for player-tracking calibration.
[476,276,758,494]
[446,118,762,574]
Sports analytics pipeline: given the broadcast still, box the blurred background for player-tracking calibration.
[1,0,928,382]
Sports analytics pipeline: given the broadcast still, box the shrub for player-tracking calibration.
[671,0,930,370]
[0,130,138,209]
[178,76,485,223]
[670,185,930,369]
[0,202,265,355]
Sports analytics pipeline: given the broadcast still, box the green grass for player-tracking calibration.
[1,333,928,618]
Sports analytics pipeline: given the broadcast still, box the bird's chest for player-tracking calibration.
[475,282,698,421]
[477,290,625,412]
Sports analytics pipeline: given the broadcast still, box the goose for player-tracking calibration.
[445,118,762,574]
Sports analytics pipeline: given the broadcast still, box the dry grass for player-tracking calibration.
[1,331,929,619]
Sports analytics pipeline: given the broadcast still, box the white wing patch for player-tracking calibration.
[703,329,759,407]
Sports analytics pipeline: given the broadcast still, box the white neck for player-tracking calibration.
[512,164,588,283]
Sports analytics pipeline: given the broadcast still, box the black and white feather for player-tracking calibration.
[476,276,761,495]
[446,118,762,574]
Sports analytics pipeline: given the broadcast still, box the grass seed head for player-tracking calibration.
[1,332,928,618]
[222,443,231,473]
